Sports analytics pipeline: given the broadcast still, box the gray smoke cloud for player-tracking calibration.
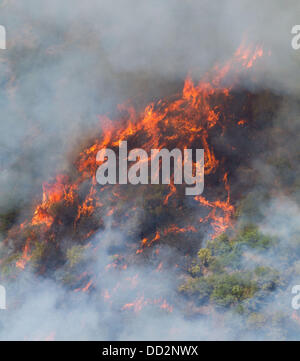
[0,0,300,340]
[0,223,238,341]
[0,0,299,206]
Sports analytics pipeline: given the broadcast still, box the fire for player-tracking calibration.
[235,44,264,69]
[16,242,31,270]
[163,225,197,234]
[10,43,266,277]
[160,299,173,313]
[32,175,77,227]
[196,173,235,238]
[122,296,173,314]
[82,280,93,293]
[122,296,147,313]
[136,231,161,254]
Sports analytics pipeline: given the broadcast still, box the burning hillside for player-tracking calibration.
[4,44,265,273]
[1,0,300,342]
[0,42,288,336]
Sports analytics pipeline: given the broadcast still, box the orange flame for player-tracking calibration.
[13,43,267,270]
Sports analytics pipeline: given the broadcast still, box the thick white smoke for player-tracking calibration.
[0,0,300,340]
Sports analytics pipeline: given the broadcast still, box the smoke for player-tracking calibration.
[0,221,244,341]
[0,224,227,341]
[0,0,300,340]
[1,0,299,206]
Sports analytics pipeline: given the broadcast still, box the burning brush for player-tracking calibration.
[1,42,286,339]
[8,43,265,269]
